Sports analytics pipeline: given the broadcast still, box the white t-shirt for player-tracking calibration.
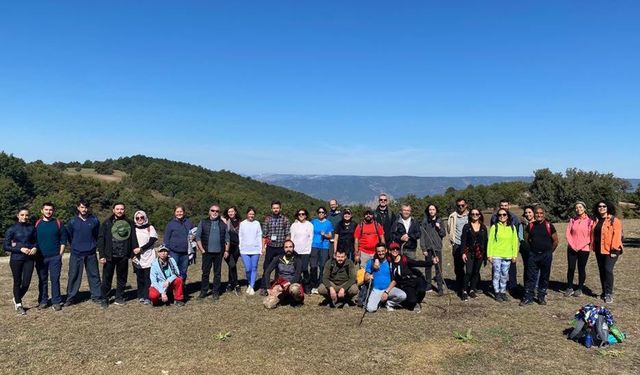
[239,219,263,255]
[290,220,314,255]
[402,217,412,234]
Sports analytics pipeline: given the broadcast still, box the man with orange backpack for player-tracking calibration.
[520,207,558,306]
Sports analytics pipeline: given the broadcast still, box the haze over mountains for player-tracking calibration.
[254,174,640,205]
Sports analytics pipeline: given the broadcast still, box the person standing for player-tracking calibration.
[290,208,313,292]
[260,201,290,295]
[196,204,230,301]
[374,193,397,244]
[132,210,158,305]
[35,202,67,311]
[4,209,37,315]
[520,207,558,306]
[460,208,488,300]
[490,199,521,293]
[333,208,357,260]
[565,201,592,297]
[328,199,342,231]
[239,207,262,295]
[447,198,469,295]
[223,206,242,295]
[419,204,447,295]
[391,204,421,259]
[98,202,139,307]
[310,207,333,294]
[487,208,519,302]
[64,199,102,306]
[164,205,194,284]
[591,200,623,304]
[354,209,385,266]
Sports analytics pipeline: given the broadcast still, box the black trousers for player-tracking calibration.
[202,252,223,294]
[464,256,483,292]
[262,246,284,289]
[595,251,618,296]
[424,250,444,291]
[135,267,151,300]
[102,257,129,301]
[524,252,552,299]
[401,277,427,310]
[567,248,590,290]
[10,258,35,305]
[224,244,240,288]
[452,245,465,292]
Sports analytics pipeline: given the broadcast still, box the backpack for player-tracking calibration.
[357,221,381,239]
[493,223,516,242]
[35,218,62,231]
[527,220,552,237]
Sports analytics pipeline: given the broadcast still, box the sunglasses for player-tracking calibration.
[470,213,480,217]
[379,199,387,202]
[297,213,306,216]
[210,209,219,213]
[498,213,508,217]
[598,205,607,208]
[457,204,466,208]
[135,216,145,220]
[317,211,326,214]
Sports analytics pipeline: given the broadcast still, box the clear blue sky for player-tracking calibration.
[1,1,638,177]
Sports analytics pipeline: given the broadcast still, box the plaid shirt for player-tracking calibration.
[262,214,291,248]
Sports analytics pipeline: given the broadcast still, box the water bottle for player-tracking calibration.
[584,329,593,348]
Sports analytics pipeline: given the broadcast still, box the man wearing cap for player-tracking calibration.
[354,209,385,266]
[98,202,139,307]
[262,240,304,309]
[149,245,185,306]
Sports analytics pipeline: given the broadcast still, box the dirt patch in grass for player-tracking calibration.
[63,168,127,183]
[1,220,639,374]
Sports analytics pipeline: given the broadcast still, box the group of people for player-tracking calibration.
[3,194,624,315]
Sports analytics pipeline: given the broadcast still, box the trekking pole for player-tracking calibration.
[358,277,373,326]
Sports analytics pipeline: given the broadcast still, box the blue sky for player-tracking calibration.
[1,1,638,177]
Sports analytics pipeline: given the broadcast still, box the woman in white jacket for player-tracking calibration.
[290,208,314,292]
[239,207,262,295]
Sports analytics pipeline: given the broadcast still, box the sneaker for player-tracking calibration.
[259,289,268,297]
[425,289,434,293]
[469,290,478,298]
[386,305,395,311]
[501,293,510,302]
[53,304,62,311]
[17,306,26,315]
[564,288,574,297]
[113,298,126,306]
[604,295,613,304]
[64,300,75,307]
[461,292,469,301]
[495,293,503,302]
[537,297,547,305]
[174,300,185,307]
[212,293,220,301]
[247,287,255,296]
[197,292,207,299]
[573,289,583,297]
[234,286,241,296]
[143,299,152,305]
[138,298,146,304]
[519,298,533,306]
[37,303,49,310]
[100,300,109,309]
[91,299,102,305]
[311,288,319,295]
[414,304,422,313]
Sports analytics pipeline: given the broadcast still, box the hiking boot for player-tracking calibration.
[564,288,574,297]
[437,289,445,296]
[386,305,396,312]
[37,303,48,310]
[143,299,152,305]
[469,290,478,299]
[174,300,185,307]
[64,299,75,307]
[537,297,547,305]
[519,298,533,306]
[573,289,583,297]
[495,293,503,302]
[259,289,268,297]
[53,304,62,312]
[113,298,126,306]
[197,292,207,299]
[212,293,220,301]
[100,300,109,309]
[311,288,319,295]
[414,303,422,313]
[604,295,613,304]
[16,306,26,315]
[234,286,241,296]
[501,293,509,302]
[461,292,469,301]
[138,298,146,304]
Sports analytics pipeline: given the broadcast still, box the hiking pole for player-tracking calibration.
[358,277,373,327]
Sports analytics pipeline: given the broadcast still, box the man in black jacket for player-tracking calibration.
[196,204,230,301]
[98,202,139,308]
[392,204,421,259]
[262,240,304,309]
[375,193,397,244]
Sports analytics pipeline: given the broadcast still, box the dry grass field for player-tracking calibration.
[63,168,127,183]
[1,220,638,375]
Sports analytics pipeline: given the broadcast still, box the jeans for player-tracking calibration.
[492,257,512,294]
[366,287,407,312]
[36,255,63,305]
[66,253,102,302]
[262,246,284,289]
[567,248,590,290]
[149,277,184,305]
[241,254,260,289]
[10,258,35,305]
[318,248,330,288]
[424,250,443,291]
[464,256,482,292]
[202,252,223,295]
[298,254,310,288]
[101,256,129,301]
[225,244,240,288]
[310,247,323,288]
[507,262,518,290]
[170,251,190,282]
[135,267,151,300]
[524,252,553,300]
[595,251,618,296]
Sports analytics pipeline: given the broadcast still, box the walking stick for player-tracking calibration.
[358,277,373,326]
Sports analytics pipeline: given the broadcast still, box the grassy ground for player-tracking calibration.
[63,168,127,183]
[1,220,639,375]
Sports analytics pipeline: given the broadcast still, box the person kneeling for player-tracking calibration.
[149,245,185,307]
[263,240,304,309]
[318,248,358,307]
[364,243,406,312]
[388,242,437,313]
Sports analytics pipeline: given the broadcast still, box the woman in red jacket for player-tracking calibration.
[590,200,623,304]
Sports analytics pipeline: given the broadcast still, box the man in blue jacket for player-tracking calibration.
[65,199,102,306]
[35,202,67,311]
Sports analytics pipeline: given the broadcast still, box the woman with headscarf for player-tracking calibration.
[133,210,158,305]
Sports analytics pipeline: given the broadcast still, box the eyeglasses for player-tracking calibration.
[210,209,219,213]
[598,205,607,208]
[497,213,508,217]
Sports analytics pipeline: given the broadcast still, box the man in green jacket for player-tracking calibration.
[318,248,358,307]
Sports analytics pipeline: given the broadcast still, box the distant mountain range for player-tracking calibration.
[254,175,640,204]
